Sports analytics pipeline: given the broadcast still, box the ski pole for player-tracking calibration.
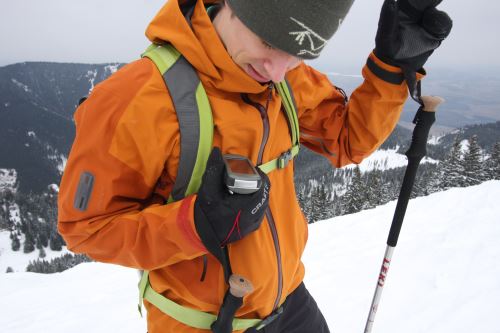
[364,95,444,333]
[211,274,254,333]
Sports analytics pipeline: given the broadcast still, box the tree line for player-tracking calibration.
[297,136,500,222]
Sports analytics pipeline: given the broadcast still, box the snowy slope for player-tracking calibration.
[0,231,72,273]
[304,180,500,333]
[344,147,438,173]
[0,181,499,333]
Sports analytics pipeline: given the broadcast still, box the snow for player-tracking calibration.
[105,63,119,74]
[57,154,67,173]
[345,148,438,173]
[0,181,499,332]
[8,203,21,224]
[427,135,443,145]
[0,263,146,332]
[303,180,500,333]
[0,231,72,273]
[48,184,59,193]
[47,152,67,174]
[86,69,98,93]
[11,78,31,93]
[0,168,17,191]
[460,139,469,154]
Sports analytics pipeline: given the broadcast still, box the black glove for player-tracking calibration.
[375,0,452,71]
[194,148,270,263]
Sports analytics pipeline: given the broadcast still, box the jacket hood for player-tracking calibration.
[145,0,267,94]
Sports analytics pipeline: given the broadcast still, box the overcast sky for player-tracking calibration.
[0,0,498,72]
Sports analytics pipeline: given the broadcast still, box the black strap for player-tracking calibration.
[366,57,405,85]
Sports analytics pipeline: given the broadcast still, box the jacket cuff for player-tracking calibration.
[177,195,207,253]
[366,52,405,85]
[366,52,426,84]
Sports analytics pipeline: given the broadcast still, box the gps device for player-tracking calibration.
[222,154,262,194]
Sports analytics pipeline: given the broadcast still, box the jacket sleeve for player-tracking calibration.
[288,53,414,168]
[57,60,206,271]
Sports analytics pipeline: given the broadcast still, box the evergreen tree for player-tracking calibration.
[49,233,64,251]
[343,166,365,214]
[6,267,14,273]
[463,135,485,186]
[309,184,325,222]
[23,233,35,253]
[439,136,465,189]
[317,184,333,221]
[11,233,21,251]
[296,185,313,223]
[487,142,500,180]
[26,254,92,274]
[39,246,47,259]
[366,169,383,208]
[331,190,341,217]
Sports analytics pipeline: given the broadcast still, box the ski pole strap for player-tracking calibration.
[138,271,262,330]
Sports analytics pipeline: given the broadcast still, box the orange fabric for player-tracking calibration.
[58,0,411,331]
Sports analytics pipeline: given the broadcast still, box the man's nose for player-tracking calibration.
[263,54,300,83]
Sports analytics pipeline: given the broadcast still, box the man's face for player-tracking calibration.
[213,4,302,83]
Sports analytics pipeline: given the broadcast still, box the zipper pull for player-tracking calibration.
[265,83,274,111]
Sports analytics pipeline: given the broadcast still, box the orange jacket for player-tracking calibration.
[58,0,409,331]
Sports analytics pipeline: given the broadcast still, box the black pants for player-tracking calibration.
[245,283,330,333]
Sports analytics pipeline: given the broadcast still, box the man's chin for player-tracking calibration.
[247,64,270,83]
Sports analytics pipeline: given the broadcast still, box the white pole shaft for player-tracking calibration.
[364,245,395,333]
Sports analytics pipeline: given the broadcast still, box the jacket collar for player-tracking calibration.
[146,0,268,95]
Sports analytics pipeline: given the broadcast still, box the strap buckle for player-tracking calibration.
[255,306,284,330]
[278,150,293,169]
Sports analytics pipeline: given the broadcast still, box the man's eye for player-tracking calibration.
[261,40,275,50]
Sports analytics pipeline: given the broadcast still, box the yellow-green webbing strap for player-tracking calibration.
[142,44,213,204]
[138,271,261,330]
[276,80,300,147]
[258,80,301,174]
[139,43,214,321]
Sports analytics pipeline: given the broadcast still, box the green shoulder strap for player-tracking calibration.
[142,43,214,203]
[138,43,215,321]
[258,80,301,173]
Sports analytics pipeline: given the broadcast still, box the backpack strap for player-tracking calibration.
[138,271,262,330]
[142,43,214,203]
[258,80,301,173]
[138,43,214,320]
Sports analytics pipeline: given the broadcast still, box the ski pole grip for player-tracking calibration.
[387,96,443,247]
[229,274,254,298]
[405,96,443,160]
[421,95,445,113]
[211,275,253,333]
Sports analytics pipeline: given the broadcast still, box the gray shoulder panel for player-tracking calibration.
[164,56,201,201]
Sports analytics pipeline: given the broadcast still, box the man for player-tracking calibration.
[58,0,451,332]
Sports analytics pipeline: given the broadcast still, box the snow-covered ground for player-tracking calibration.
[345,147,438,173]
[0,231,72,273]
[0,168,17,192]
[0,181,498,332]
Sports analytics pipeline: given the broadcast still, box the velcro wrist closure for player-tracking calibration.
[366,56,405,85]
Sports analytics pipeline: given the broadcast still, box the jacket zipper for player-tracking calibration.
[241,83,283,310]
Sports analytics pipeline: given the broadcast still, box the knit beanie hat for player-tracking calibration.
[225,0,355,59]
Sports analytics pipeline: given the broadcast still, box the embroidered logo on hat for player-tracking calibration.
[289,17,329,57]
